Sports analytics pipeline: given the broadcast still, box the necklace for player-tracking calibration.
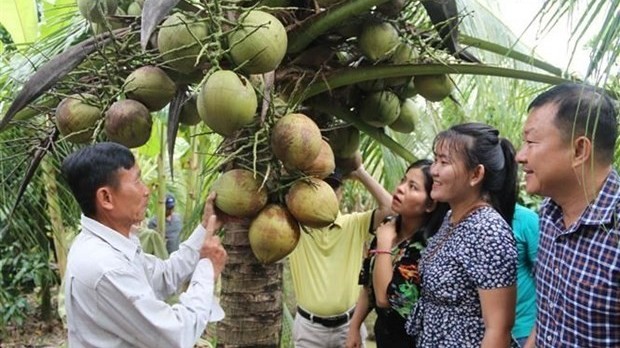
[422,202,489,263]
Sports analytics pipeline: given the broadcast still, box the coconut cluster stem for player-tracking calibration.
[292,63,576,104]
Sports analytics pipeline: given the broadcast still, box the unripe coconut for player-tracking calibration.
[360,90,401,127]
[249,204,300,264]
[228,10,287,74]
[357,79,388,92]
[358,22,399,62]
[104,99,152,148]
[211,169,268,217]
[271,113,322,170]
[157,13,210,74]
[386,43,419,86]
[126,1,141,16]
[55,94,103,143]
[389,98,420,133]
[286,178,339,228]
[197,70,257,136]
[124,66,176,111]
[178,95,201,126]
[78,0,118,23]
[396,78,417,98]
[300,140,335,179]
[327,126,360,158]
[414,74,454,102]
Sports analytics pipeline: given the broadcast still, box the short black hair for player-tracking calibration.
[61,142,135,217]
[528,83,618,164]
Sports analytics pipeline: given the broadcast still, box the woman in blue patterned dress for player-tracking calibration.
[346,159,449,348]
[406,123,519,347]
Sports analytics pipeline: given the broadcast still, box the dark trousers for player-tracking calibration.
[374,308,415,348]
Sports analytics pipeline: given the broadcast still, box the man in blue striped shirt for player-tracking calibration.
[516,83,619,348]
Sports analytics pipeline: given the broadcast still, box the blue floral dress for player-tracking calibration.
[405,206,519,347]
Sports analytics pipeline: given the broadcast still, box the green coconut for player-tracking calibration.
[212,169,268,218]
[377,0,406,17]
[178,95,201,126]
[414,74,454,102]
[249,204,300,264]
[271,113,323,170]
[126,1,141,16]
[104,99,152,148]
[386,43,419,86]
[285,178,339,228]
[157,12,210,74]
[228,10,287,74]
[196,70,257,136]
[389,98,420,133]
[356,79,389,92]
[55,94,103,143]
[124,66,176,111]
[327,126,360,158]
[78,0,118,23]
[300,140,335,179]
[360,90,401,127]
[396,78,417,98]
[358,22,400,62]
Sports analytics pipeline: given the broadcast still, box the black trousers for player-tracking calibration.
[374,308,415,348]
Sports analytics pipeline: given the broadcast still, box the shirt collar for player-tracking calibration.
[331,211,345,228]
[547,169,620,231]
[80,215,141,261]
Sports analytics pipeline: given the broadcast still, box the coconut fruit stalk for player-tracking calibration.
[249,204,300,264]
[124,66,176,111]
[197,70,257,136]
[55,94,103,143]
[228,10,288,74]
[286,178,339,228]
[211,169,268,218]
[271,113,322,170]
[104,99,152,148]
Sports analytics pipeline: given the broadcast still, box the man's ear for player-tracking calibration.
[470,164,485,187]
[96,187,114,211]
[571,135,592,167]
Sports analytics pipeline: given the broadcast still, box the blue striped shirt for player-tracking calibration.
[535,169,620,347]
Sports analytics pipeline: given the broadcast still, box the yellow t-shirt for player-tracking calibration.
[289,210,374,316]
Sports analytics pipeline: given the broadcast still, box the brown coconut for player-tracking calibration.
[286,178,339,228]
[211,169,268,218]
[300,139,335,179]
[249,204,300,264]
[271,113,322,170]
[104,99,152,148]
[55,94,103,143]
[124,66,176,111]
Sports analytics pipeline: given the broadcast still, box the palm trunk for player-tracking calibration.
[216,220,282,347]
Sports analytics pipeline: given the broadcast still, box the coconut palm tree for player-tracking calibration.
[1,0,618,346]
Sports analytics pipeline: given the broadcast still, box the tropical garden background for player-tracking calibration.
[0,0,618,346]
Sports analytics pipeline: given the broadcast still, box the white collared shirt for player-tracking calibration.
[65,215,224,348]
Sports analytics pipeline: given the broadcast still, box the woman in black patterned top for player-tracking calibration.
[346,160,448,348]
[406,123,519,347]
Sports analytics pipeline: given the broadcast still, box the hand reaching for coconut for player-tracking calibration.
[200,192,232,278]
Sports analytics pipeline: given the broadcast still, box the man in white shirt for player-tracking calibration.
[61,142,228,348]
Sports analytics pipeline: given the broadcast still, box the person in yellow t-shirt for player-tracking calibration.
[290,156,393,348]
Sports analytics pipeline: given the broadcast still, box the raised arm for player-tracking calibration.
[348,156,393,230]
[372,218,397,308]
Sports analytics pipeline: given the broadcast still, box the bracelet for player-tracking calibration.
[369,249,392,255]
